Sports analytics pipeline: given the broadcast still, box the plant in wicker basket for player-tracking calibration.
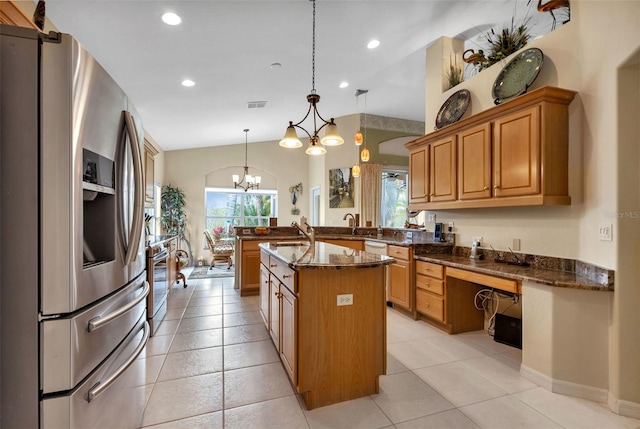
[479,16,531,71]
[464,15,532,73]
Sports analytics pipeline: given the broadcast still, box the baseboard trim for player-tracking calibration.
[520,365,608,403]
[520,365,552,391]
[608,393,640,419]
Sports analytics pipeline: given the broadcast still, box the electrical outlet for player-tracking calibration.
[512,238,521,251]
[406,231,413,239]
[448,221,454,228]
[428,213,436,223]
[243,229,251,234]
[472,236,483,246]
[337,294,353,306]
[599,223,613,241]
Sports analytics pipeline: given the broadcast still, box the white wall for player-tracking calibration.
[164,139,315,261]
[423,0,640,410]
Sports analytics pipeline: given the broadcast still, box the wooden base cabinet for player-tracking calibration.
[388,245,414,316]
[415,261,445,323]
[415,261,488,334]
[260,249,386,410]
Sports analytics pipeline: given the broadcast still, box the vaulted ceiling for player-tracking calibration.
[45,1,558,151]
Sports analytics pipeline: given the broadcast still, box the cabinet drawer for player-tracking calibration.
[270,259,296,293]
[416,274,444,296]
[415,261,443,279]
[388,245,410,261]
[416,289,444,322]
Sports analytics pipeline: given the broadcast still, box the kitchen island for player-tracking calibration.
[259,241,394,410]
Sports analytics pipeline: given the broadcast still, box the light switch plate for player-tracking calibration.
[599,223,613,241]
[428,214,436,223]
[512,238,521,251]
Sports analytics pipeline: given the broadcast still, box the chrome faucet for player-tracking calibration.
[291,221,315,247]
[343,213,357,235]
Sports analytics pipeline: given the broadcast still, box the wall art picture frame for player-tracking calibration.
[329,167,355,208]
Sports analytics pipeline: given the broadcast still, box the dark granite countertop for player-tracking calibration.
[414,254,612,292]
[259,242,395,270]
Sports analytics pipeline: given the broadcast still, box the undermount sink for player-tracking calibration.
[275,241,309,247]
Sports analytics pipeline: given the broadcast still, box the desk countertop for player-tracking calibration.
[415,254,612,292]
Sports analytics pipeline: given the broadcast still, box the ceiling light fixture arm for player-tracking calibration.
[232,129,261,192]
[278,0,343,153]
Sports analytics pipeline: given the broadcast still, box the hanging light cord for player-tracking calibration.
[311,0,316,93]
[244,128,249,167]
[363,92,367,147]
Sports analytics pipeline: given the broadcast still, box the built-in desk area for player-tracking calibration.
[413,252,613,403]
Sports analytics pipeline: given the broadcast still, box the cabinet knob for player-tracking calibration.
[430,193,434,197]
[283,274,291,279]
[494,185,500,189]
[425,302,430,307]
[270,264,277,268]
[483,186,488,190]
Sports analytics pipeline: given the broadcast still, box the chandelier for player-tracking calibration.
[232,129,261,192]
[279,0,343,155]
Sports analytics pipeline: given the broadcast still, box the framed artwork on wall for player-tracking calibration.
[329,167,355,208]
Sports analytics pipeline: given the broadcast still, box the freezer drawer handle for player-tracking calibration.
[87,320,150,402]
[88,280,149,332]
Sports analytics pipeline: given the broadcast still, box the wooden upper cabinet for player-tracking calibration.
[0,2,39,29]
[404,86,576,210]
[429,136,457,202]
[458,123,492,200]
[409,147,429,204]
[493,105,540,197]
[144,139,158,204]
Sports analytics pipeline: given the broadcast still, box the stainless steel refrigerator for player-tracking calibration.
[1,25,149,428]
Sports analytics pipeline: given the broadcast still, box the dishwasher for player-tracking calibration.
[364,240,391,304]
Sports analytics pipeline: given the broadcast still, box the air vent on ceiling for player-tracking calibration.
[247,101,267,109]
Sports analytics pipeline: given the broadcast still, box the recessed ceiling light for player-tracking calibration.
[162,12,182,26]
[270,63,282,69]
[181,79,195,87]
[339,82,349,89]
[367,39,380,49]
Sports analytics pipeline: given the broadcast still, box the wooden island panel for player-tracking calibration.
[296,267,386,409]
[259,241,390,410]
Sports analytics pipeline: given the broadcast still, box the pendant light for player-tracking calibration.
[360,90,370,162]
[352,89,368,178]
[232,129,261,191]
[279,0,343,155]
[354,89,366,146]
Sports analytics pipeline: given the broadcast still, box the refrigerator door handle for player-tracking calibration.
[120,110,145,266]
[87,320,150,402]
[87,279,149,332]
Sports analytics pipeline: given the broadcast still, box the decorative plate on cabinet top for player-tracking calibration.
[435,89,471,130]
[492,47,544,105]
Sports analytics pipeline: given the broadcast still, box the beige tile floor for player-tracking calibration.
[138,271,640,429]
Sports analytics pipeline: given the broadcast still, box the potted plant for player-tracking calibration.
[160,184,193,264]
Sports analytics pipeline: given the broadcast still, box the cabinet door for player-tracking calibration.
[493,105,540,197]
[429,136,457,202]
[269,281,280,350]
[458,123,492,200]
[241,250,262,293]
[388,259,411,310]
[409,147,429,203]
[280,285,297,384]
[259,264,270,327]
[144,150,155,203]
